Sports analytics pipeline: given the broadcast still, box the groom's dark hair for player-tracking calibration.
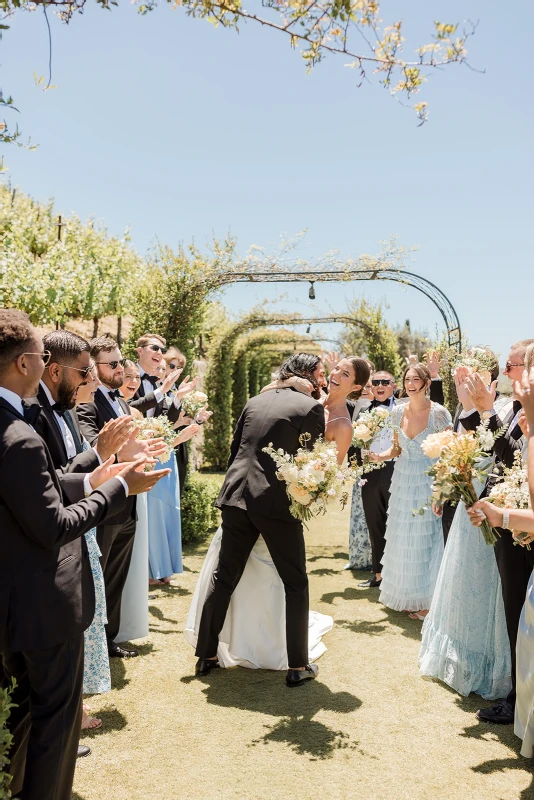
[278,353,321,388]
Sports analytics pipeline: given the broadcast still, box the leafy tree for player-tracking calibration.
[1,0,477,155]
[340,298,403,377]
[396,319,435,364]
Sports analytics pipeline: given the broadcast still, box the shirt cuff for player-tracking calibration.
[459,408,477,419]
[84,474,93,497]
[92,446,103,465]
[117,476,129,497]
[431,377,442,382]
[153,388,164,403]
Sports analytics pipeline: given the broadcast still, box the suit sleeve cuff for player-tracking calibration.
[117,476,129,497]
[84,474,93,497]
[154,388,164,403]
[92,446,103,465]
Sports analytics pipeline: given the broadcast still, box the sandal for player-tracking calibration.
[149,579,164,586]
[409,611,428,621]
[81,711,102,731]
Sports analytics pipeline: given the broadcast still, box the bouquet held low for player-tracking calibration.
[181,390,209,419]
[488,452,531,547]
[135,416,177,464]
[352,406,391,450]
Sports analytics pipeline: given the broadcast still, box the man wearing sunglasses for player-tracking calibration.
[133,333,194,421]
[357,372,399,590]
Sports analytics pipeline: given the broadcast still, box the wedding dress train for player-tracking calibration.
[184,527,333,669]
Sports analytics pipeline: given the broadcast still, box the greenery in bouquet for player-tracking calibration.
[418,422,501,545]
[451,346,499,386]
[263,434,354,525]
[135,416,177,464]
[181,391,209,419]
[352,407,392,450]
[488,452,532,547]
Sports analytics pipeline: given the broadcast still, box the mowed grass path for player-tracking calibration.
[74,493,534,800]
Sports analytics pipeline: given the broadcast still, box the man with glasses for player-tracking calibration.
[77,336,168,660]
[459,338,534,726]
[0,309,170,800]
[357,371,399,590]
[134,333,196,420]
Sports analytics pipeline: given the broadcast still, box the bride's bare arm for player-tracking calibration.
[327,419,353,465]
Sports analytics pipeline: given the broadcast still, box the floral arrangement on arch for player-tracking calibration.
[417,422,502,545]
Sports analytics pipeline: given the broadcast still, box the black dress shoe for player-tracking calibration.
[108,642,139,658]
[476,700,514,725]
[77,745,91,758]
[358,577,382,588]
[195,658,220,676]
[286,664,319,687]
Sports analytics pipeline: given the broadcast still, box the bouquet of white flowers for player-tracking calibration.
[135,416,177,464]
[488,452,531,547]
[263,434,355,524]
[181,390,208,419]
[418,422,501,545]
[352,407,391,450]
[452,347,498,386]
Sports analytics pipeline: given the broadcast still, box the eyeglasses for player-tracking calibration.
[21,350,51,366]
[142,344,167,355]
[55,364,93,379]
[504,361,524,372]
[95,359,126,369]
[372,379,392,386]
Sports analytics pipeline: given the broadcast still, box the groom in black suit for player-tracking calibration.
[0,311,132,800]
[195,353,326,687]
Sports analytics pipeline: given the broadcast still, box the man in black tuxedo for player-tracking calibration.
[132,333,194,420]
[195,353,326,687]
[459,338,534,725]
[77,336,167,659]
[0,309,169,800]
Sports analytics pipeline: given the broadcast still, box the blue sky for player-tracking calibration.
[3,0,534,362]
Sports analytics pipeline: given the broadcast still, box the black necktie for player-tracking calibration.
[512,400,522,416]
[52,404,84,455]
[22,401,41,426]
[144,374,159,388]
[108,389,122,401]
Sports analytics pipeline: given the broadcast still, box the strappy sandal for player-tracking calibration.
[81,711,102,730]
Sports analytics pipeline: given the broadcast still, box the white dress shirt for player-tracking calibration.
[40,381,77,460]
[98,385,127,417]
[138,365,164,418]
[369,396,396,458]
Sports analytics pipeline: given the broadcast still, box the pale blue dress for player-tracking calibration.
[379,402,452,613]
[419,467,512,699]
[147,455,183,579]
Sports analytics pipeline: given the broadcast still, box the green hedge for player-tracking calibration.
[181,473,221,545]
[0,680,15,800]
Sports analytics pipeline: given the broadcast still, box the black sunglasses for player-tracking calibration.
[95,359,126,370]
[56,364,93,379]
[372,379,392,386]
[143,344,167,355]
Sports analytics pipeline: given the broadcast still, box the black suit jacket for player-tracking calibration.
[0,397,127,652]
[216,387,325,523]
[132,377,180,423]
[76,389,136,525]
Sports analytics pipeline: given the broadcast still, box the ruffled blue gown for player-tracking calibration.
[147,455,183,580]
[379,402,451,613]
[419,468,512,700]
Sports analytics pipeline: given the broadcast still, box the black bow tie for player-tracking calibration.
[22,400,41,426]
[144,374,159,387]
[108,389,122,401]
[374,400,391,407]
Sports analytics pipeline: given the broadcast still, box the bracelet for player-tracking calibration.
[503,509,510,530]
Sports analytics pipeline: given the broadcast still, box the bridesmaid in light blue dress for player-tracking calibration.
[147,454,183,582]
[372,365,452,615]
[419,397,512,700]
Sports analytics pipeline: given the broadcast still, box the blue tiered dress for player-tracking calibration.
[419,470,512,700]
[147,455,183,580]
[379,402,451,613]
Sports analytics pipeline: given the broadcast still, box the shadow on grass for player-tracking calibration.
[320,586,379,606]
[149,605,178,624]
[80,707,127,739]
[336,617,388,636]
[148,627,181,635]
[308,552,349,563]
[110,659,129,690]
[192,669,361,760]
[380,607,424,641]
[160,584,192,597]
[310,568,339,577]
[73,794,88,800]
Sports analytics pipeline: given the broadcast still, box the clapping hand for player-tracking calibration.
[89,456,133,490]
[161,368,183,395]
[514,367,534,432]
[425,350,442,380]
[95,417,134,461]
[464,372,497,413]
[454,366,473,410]
[518,410,530,439]
[118,457,172,495]
[117,426,167,462]
[173,423,202,447]
[195,408,212,424]
[173,410,192,429]
[175,375,199,401]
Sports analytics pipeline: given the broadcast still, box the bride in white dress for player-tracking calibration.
[184,356,370,669]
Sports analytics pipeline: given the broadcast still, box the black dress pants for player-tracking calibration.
[175,443,188,491]
[441,502,456,545]
[195,505,309,668]
[97,515,136,645]
[361,461,395,574]
[493,528,534,705]
[2,634,84,800]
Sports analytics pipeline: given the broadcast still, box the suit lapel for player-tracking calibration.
[37,385,68,461]
[96,388,118,421]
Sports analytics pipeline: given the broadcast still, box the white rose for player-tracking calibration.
[279,464,300,484]
[287,483,313,505]
[353,423,372,442]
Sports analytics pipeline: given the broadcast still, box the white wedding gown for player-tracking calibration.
[184,527,333,670]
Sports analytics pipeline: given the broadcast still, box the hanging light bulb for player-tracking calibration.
[309,281,316,300]
[306,324,311,334]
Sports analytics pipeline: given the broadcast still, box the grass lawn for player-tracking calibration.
[73,498,534,800]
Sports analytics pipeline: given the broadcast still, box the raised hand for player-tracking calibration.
[322,351,342,373]
[118,458,172,495]
[161,368,183,395]
[464,372,497,413]
[514,367,534,431]
[95,417,134,461]
[173,410,192,429]
[175,375,199,401]
[195,408,212,424]
[425,350,442,380]
[117,426,166,462]
[405,349,418,367]
[518,410,530,439]
[454,366,473,410]
[173,423,201,447]
[88,456,133,490]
